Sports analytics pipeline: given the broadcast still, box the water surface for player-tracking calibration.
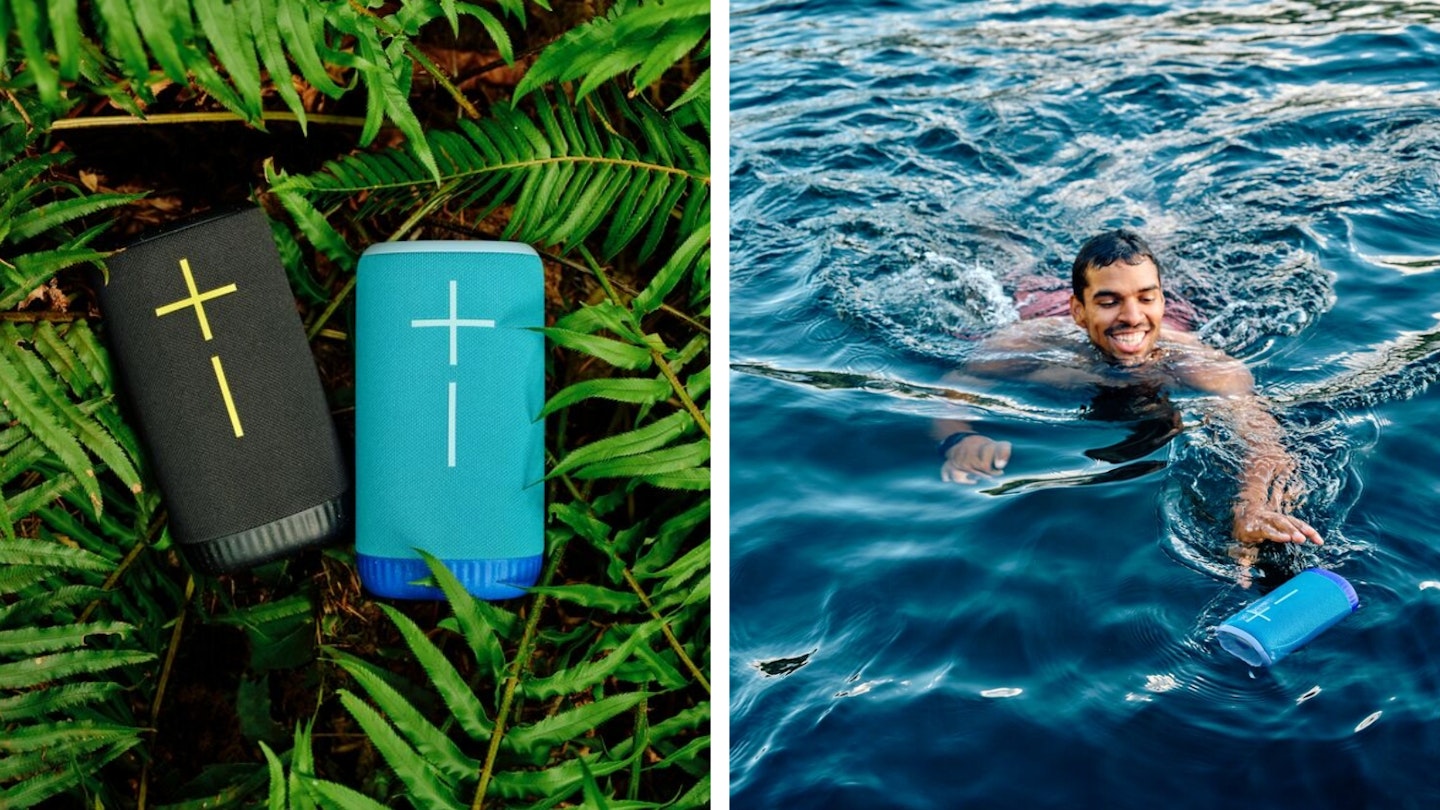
[731,1,1440,806]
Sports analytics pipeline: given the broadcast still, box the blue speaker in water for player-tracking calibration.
[355,241,544,600]
[1216,568,1359,667]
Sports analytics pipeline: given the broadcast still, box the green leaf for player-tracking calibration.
[352,17,440,181]
[4,190,136,244]
[327,648,478,782]
[0,621,131,656]
[670,774,710,809]
[10,0,59,106]
[298,775,394,810]
[506,691,651,765]
[1,323,144,505]
[93,0,151,82]
[543,327,654,370]
[375,603,493,739]
[259,741,287,810]
[539,377,674,419]
[193,0,264,120]
[130,0,192,84]
[214,592,316,671]
[633,223,709,316]
[667,66,710,114]
[0,648,155,690]
[487,747,638,799]
[513,0,709,103]
[636,467,711,491]
[246,0,307,132]
[549,411,695,480]
[3,248,108,310]
[0,584,105,625]
[520,620,660,700]
[237,675,288,746]
[0,681,123,721]
[274,0,345,98]
[0,538,111,576]
[572,439,710,481]
[287,719,321,810]
[0,721,140,754]
[417,550,507,684]
[526,583,644,615]
[337,690,465,810]
[269,187,358,272]
[47,0,81,81]
[269,95,707,263]
[0,738,140,805]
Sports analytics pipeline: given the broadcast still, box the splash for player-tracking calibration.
[821,240,1024,363]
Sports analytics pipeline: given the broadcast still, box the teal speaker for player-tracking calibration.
[355,242,544,600]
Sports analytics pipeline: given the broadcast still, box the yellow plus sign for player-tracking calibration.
[154,258,238,341]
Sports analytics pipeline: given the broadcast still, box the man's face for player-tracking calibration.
[1069,257,1165,365]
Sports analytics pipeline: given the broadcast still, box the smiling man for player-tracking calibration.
[935,229,1323,551]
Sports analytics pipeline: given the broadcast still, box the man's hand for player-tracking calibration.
[940,434,1012,484]
[1232,501,1323,546]
[1229,502,1322,589]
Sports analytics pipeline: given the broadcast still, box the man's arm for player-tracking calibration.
[932,368,1012,484]
[1179,340,1323,546]
[933,415,1011,484]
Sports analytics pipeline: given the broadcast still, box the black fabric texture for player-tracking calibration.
[96,207,348,558]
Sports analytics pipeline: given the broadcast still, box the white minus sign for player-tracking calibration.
[447,381,457,467]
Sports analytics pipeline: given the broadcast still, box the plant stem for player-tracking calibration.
[471,533,573,810]
[78,509,167,623]
[578,247,711,440]
[305,275,357,341]
[138,574,196,810]
[48,111,367,130]
[0,311,82,322]
[622,568,710,694]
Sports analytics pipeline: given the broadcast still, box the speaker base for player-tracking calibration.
[185,495,347,574]
[357,553,541,601]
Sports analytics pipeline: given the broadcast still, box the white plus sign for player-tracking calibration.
[410,279,495,365]
[1241,604,1273,623]
[1241,587,1299,623]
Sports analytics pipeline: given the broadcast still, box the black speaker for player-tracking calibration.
[96,207,348,573]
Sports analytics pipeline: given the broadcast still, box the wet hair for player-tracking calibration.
[1070,229,1162,299]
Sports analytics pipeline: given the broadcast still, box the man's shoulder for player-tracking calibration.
[985,316,1077,350]
[1159,328,1253,393]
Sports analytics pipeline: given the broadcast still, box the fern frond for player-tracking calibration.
[548,411,695,479]
[0,621,133,655]
[506,692,651,766]
[336,690,467,810]
[327,649,479,783]
[0,322,144,518]
[268,93,708,263]
[372,603,493,739]
[0,0,526,173]
[0,738,141,808]
[0,680,123,720]
[519,619,660,700]
[513,0,709,105]
[486,748,641,801]
[416,550,509,683]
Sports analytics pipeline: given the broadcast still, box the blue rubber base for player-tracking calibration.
[357,553,541,601]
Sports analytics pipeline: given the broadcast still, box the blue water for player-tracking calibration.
[729,2,1440,807]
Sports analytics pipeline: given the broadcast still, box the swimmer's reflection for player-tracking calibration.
[1082,380,1184,464]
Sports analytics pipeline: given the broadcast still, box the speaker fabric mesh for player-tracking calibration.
[97,207,348,572]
